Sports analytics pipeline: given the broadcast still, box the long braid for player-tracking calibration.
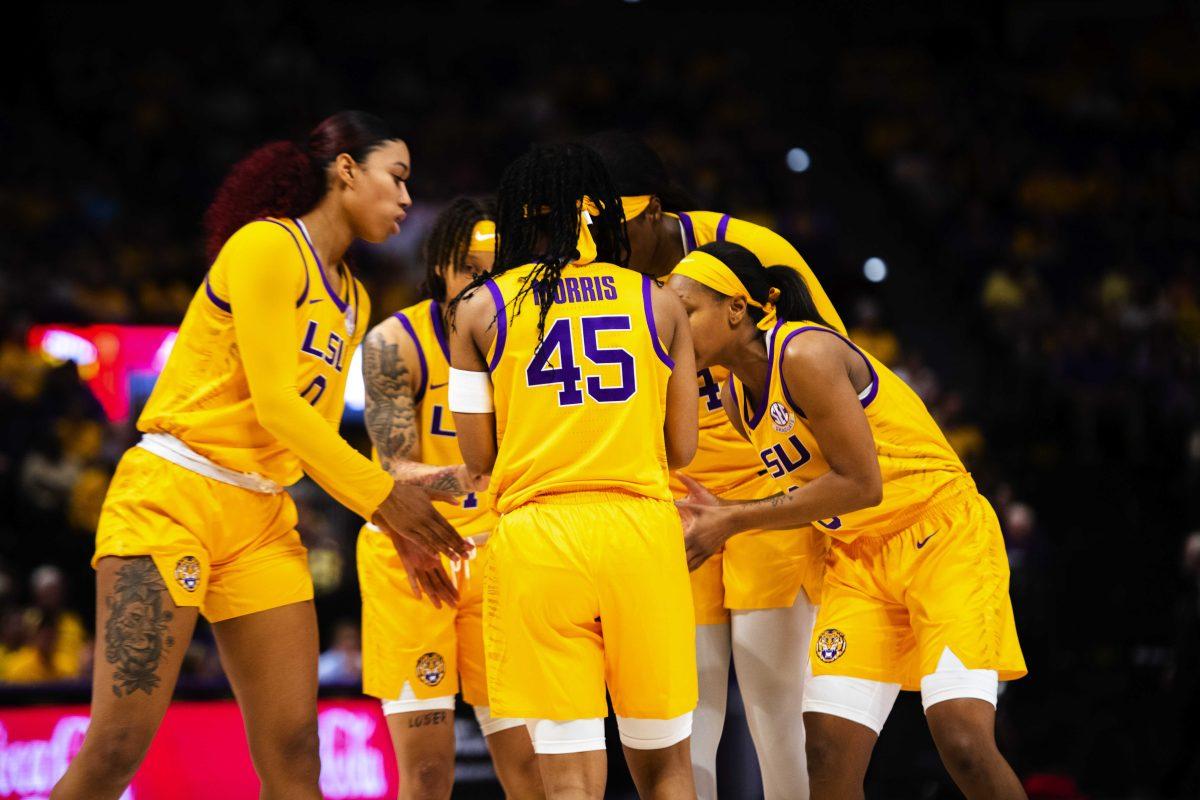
[448,143,628,343]
[422,196,495,302]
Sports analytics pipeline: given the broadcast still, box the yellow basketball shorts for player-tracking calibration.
[358,524,491,708]
[484,491,698,721]
[811,486,1027,690]
[679,471,826,621]
[94,447,312,623]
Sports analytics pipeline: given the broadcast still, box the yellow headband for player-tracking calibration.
[620,195,652,221]
[467,220,496,253]
[672,250,779,331]
[521,198,601,265]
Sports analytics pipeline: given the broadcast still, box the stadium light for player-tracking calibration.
[786,148,811,173]
[864,257,887,283]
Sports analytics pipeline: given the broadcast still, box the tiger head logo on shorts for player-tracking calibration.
[174,556,201,592]
[416,652,446,687]
[769,401,794,433]
[815,628,847,663]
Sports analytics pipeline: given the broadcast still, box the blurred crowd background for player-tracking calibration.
[2,2,1198,797]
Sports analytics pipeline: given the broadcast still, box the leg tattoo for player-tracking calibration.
[104,558,176,697]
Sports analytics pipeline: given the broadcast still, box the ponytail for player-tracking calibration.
[202,110,400,263]
[690,241,834,329]
[202,141,320,263]
[764,264,834,328]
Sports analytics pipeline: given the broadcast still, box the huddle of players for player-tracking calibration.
[53,111,1026,800]
[362,132,1028,800]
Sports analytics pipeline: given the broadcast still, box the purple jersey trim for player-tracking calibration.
[744,320,784,431]
[642,275,675,369]
[725,374,743,429]
[429,299,451,362]
[394,312,428,406]
[204,274,232,313]
[777,326,879,417]
[294,218,350,313]
[715,214,731,242]
[484,280,507,372]
[678,212,698,253]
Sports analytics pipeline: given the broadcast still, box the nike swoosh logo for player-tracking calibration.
[308,298,323,304]
[916,532,938,549]
[430,382,448,390]
[474,232,495,242]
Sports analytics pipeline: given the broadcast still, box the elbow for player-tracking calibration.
[858,471,884,508]
[666,438,697,471]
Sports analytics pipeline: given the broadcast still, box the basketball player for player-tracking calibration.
[359,197,542,798]
[449,143,699,799]
[671,242,1028,800]
[52,112,468,800]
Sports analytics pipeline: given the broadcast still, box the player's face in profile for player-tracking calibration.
[348,139,412,243]
[668,274,729,369]
[442,250,494,302]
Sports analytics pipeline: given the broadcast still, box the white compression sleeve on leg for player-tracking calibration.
[691,622,731,800]
[731,590,819,800]
[525,718,606,755]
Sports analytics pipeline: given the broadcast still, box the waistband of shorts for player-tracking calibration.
[137,433,283,494]
[518,488,669,507]
[846,473,978,545]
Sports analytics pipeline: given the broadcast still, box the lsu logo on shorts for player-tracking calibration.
[815,628,847,663]
[416,652,446,687]
[770,401,794,433]
[174,556,201,592]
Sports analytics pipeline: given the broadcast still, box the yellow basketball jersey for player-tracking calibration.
[139,218,369,486]
[669,211,845,495]
[729,320,967,542]
[486,264,674,512]
[378,299,495,537]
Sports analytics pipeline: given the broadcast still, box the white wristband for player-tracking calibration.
[449,367,495,413]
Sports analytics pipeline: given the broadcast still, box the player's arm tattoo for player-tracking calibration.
[363,326,472,494]
[104,557,176,697]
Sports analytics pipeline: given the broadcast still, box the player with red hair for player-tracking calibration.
[51,111,469,800]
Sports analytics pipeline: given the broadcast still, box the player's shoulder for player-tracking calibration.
[222,217,304,254]
[395,297,434,326]
[778,322,853,374]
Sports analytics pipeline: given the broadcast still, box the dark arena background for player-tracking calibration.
[2,2,1198,798]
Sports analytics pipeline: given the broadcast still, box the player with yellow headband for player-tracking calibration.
[671,241,1027,800]
[450,143,699,799]
[358,197,543,799]
[54,112,470,800]
[586,131,838,798]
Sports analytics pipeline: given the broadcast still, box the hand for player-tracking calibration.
[677,502,735,572]
[392,533,459,609]
[675,473,721,507]
[372,481,473,560]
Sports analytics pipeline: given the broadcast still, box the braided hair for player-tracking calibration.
[422,196,496,302]
[450,142,629,342]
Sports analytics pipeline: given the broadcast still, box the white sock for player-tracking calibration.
[691,622,731,800]
[731,591,819,800]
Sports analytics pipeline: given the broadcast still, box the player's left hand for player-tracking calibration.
[677,502,733,571]
[675,473,721,507]
[391,533,459,609]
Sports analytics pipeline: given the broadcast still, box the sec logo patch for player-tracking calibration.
[815,628,847,663]
[416,652,446,686]
[770,401,794,433]
[174,556,201,592]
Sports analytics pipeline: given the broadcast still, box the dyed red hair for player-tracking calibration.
[202,111,399,263]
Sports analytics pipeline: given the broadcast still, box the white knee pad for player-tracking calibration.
[616,713,693,750]
[526,718,606,755]
[473,705,527,737]
[380,682,456,716]
[801,671,901,735]
[920,648,998,712]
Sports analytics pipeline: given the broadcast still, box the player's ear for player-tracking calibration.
[728,295,748,327]
[645,195,663,224]
[333,153,357,189]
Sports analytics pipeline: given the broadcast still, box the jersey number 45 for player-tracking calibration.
[525,316,637,406]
